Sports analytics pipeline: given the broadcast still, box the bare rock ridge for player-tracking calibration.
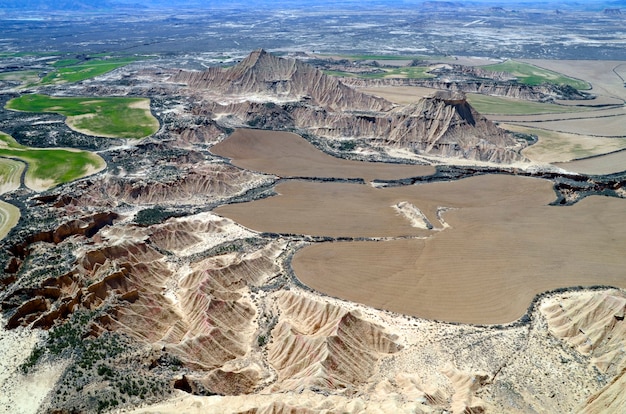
[173,49,392,112]
[174,50,527,164]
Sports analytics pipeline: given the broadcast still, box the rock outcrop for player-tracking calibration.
[172,49,392,112]
[174,50,527,164]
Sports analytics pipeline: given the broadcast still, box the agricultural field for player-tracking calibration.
[214,130,626,324]
[503,123,626,165]
[38,57,141,85]
[0,158,25,194]
[5,94,159,139]
[324,65,435,79]
[0,200,20,241]
[466,93,587,115]
[480,60,590,89]
[0,132,105,191]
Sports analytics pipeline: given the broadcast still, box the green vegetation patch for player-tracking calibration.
[0,131,104,190]
[466,94,590,115]
[481,60,590,89]
[6,94,159,139]
[324,66,435,79]
[39,57,140,84]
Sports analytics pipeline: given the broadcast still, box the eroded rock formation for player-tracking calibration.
[173,50,527,164]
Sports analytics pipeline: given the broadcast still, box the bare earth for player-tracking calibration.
[293,187,626,324]
[211,129,435,182]
[217,173,626,324]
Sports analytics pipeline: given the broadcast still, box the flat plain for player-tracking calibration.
[214,129,626,324]
[211,128,436,182]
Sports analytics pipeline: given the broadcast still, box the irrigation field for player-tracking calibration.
[0,132,105,191]
[5,94,159,139]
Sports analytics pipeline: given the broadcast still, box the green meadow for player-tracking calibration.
[39,57,140,84]
[6,94,159,139]
[0,132,104,190]
[481,60,590,89]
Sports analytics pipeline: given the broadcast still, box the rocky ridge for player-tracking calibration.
[172,50,527,164]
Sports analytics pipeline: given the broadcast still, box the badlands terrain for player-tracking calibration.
[0,20,626,414]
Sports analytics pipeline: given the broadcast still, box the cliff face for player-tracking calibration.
[172,49,392,112]
[200,90,526,163]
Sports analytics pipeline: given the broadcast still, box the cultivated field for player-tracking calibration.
[213,129,626,324]
[211,129,435,182]
[0,132,105,191]
[5,94,159,139]
[0,200,19,241]
[359,86,442,104]
[504,123,626,164]
[289,179,626,324]
[555,150,626,175]
[0,157,25,194]
[480,60,590,89]
[466,94,587,115]
[38,57,140,85]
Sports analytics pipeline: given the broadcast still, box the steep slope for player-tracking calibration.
[178,50,527,164]
[172,49,392,112]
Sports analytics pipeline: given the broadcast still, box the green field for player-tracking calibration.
[6,94,159,139]
[480,60,590,89]
[466,94,589,115]
[324,66,435,79]
[0,132,105,190]
[39,57,140,84]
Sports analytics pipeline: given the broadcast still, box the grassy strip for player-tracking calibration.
[39,57,140,84]
[480,60,590,90]
[6,94,159,139]
[0,132,105,190]
[467,93,589,115]
[324,66,435,79]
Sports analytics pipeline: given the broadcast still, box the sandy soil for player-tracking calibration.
[211,129,435,183]
[0,200,20,241]
[122,390,427,414]
[358,86,439,104]
[0,316,62,414]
